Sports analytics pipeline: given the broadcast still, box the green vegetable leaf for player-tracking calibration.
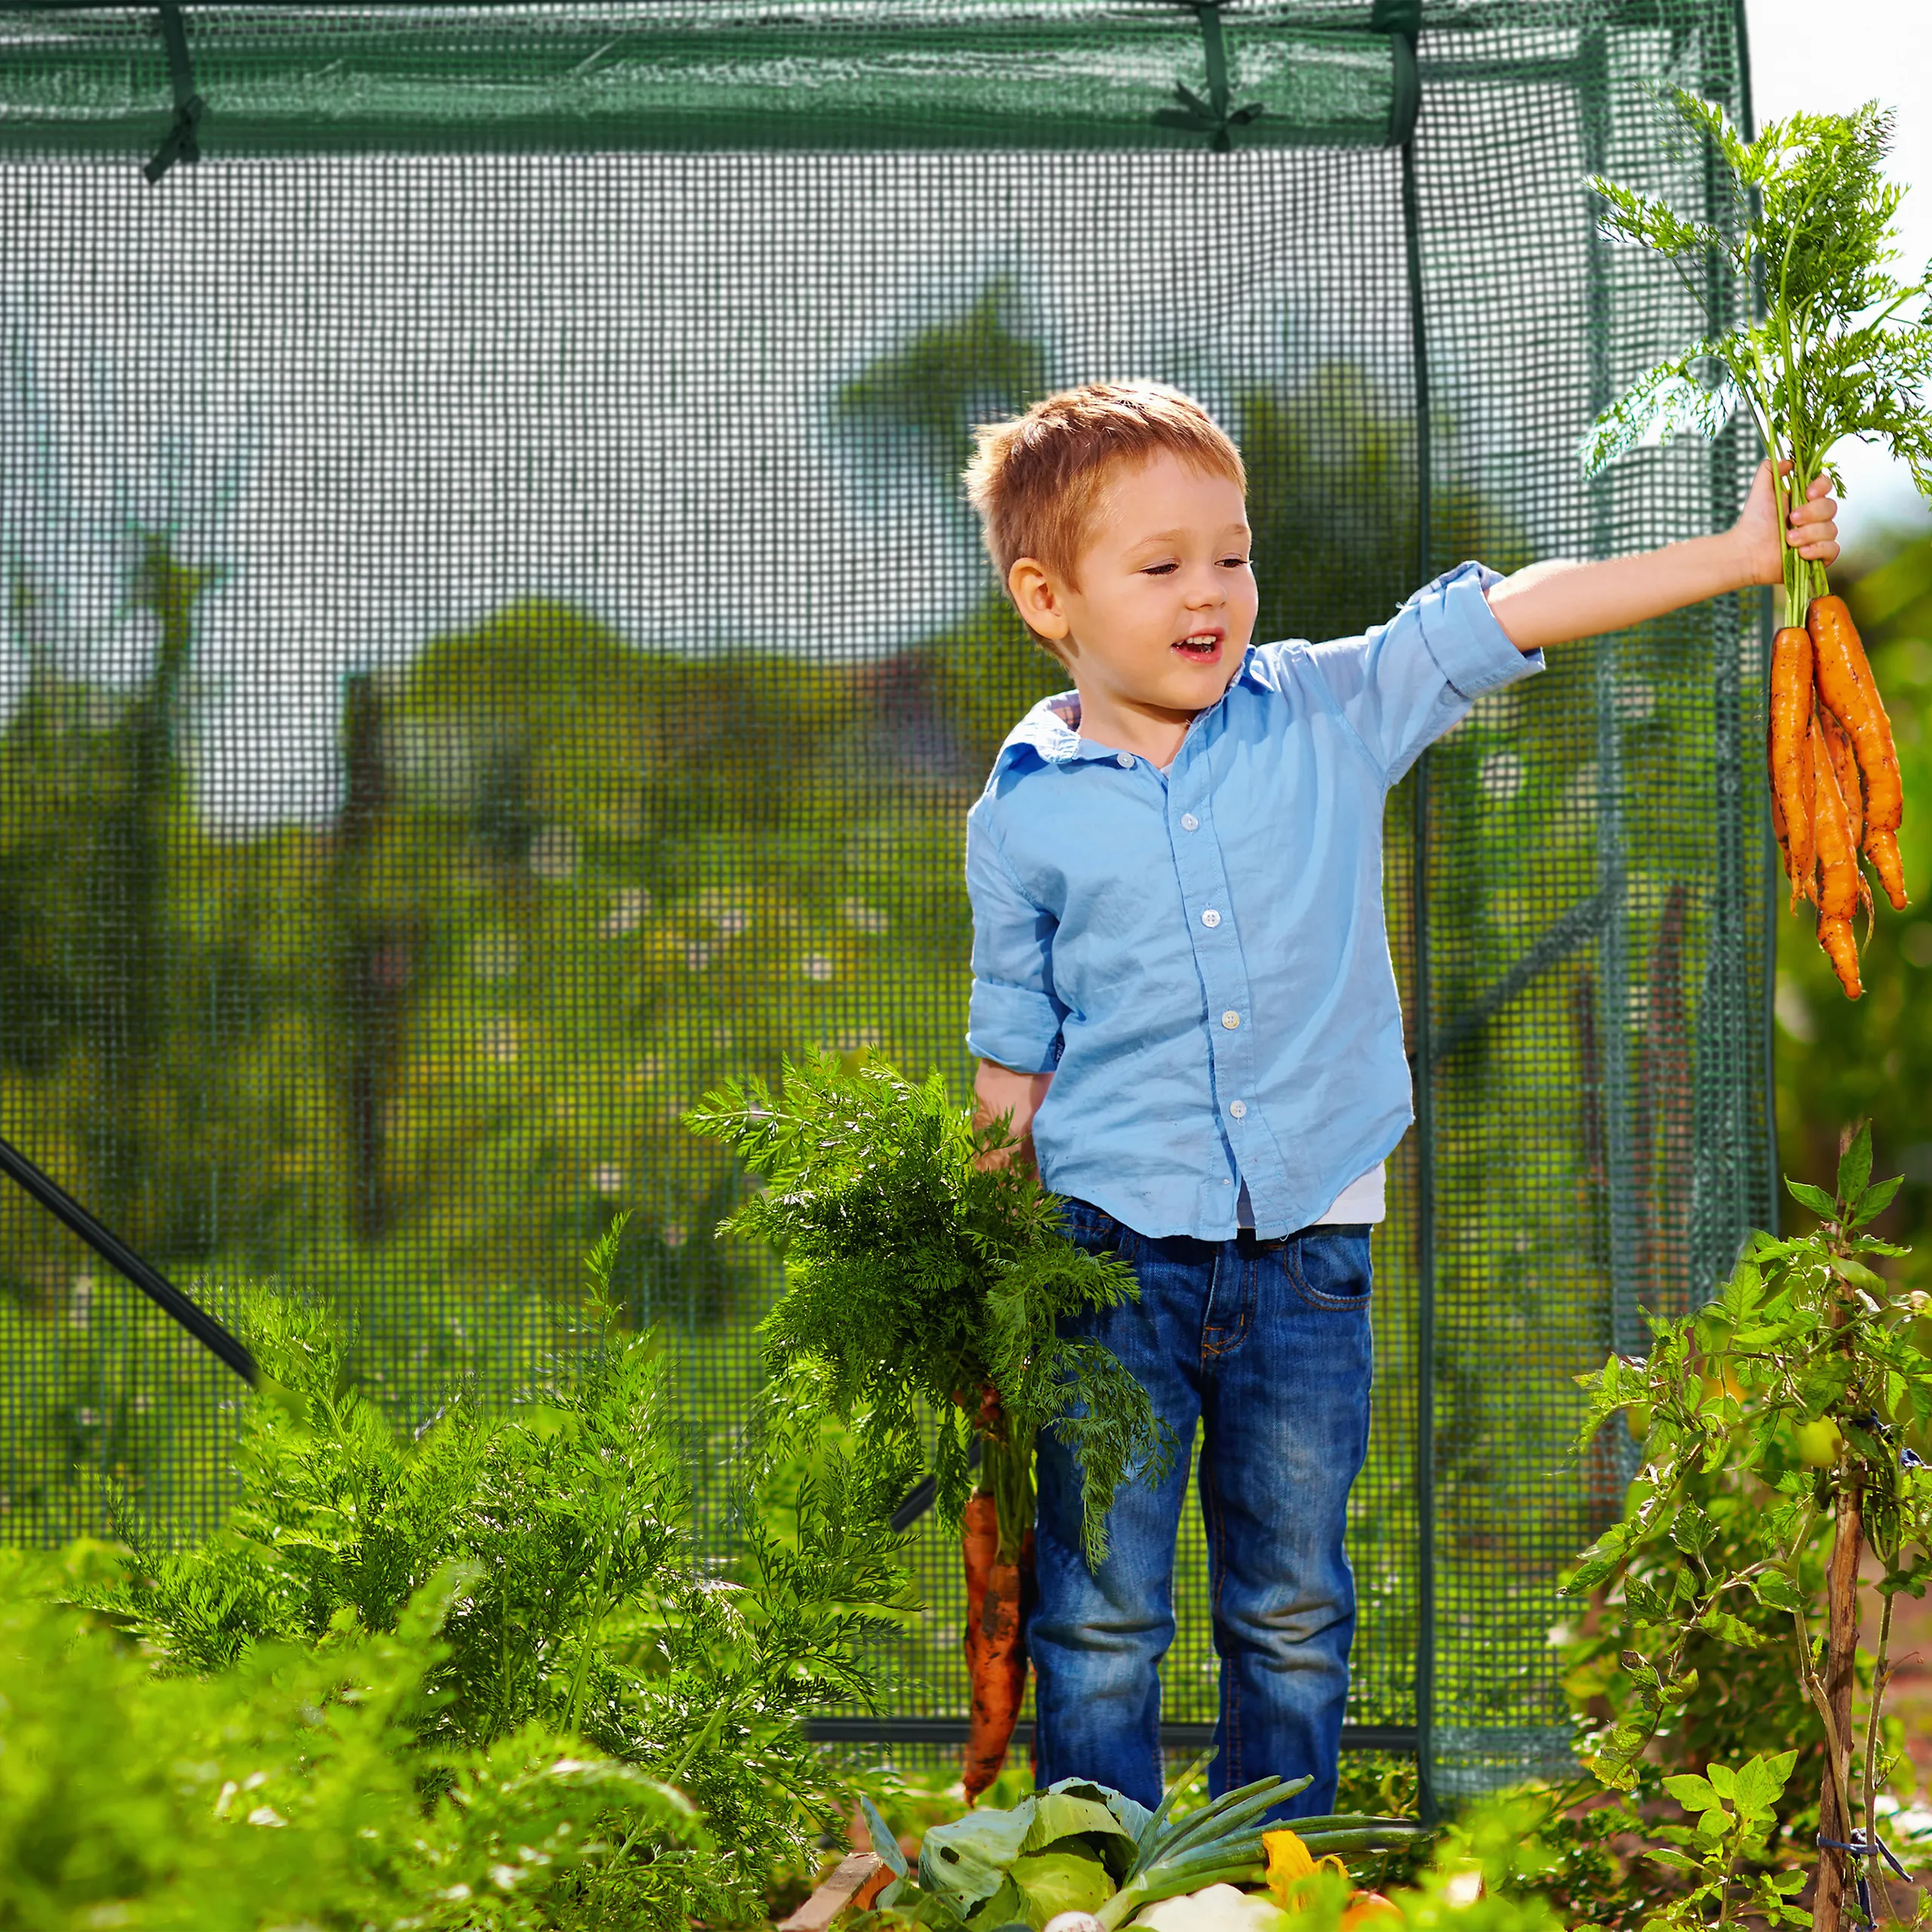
[1698,1610,1766,1648]
[1008,1851,1116,1927]
[1645,1848,1703,1872]
[921,1803,1038,1915]
[1854,1177,1904,1226]
[1022,1795,1131,1851]
[1752,1569,1807,1614]
[963,1875,1028,1932]
[1786,1180,1840,1220]
[1838,1124,1873,1204]
[1663,1774,1722,1811]
[866,1796,910,1881]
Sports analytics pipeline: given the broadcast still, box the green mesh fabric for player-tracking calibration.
[0,0,1769,1804]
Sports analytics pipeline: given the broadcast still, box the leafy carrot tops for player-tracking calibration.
[1585,92,1932,998]
[688,1051,1176,1795]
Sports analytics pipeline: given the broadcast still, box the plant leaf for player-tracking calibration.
[1838,1123,1873,1204]
[1786,1180,1840,1220]
[1664,1774,1722,1811]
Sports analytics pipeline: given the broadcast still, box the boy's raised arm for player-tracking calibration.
[1484,459,1840,654]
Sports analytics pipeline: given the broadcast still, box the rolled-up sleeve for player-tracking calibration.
[1303,560,1544,785]
[964,803,1065,1073]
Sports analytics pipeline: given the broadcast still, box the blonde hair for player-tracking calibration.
[961,382,1247,652]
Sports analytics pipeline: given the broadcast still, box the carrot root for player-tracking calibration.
[1865,824,1909,913]
[1810,595,1902,835]
[961,1489,997,1687]
[1810,718,1865,999]
[1768,625,1817,910]
[962,1520,1032,1801]
[1817,915,1863,1000]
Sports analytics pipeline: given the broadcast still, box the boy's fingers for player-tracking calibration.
[1789,494,1838,527]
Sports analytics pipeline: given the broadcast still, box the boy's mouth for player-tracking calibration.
[1172,630,1223,662]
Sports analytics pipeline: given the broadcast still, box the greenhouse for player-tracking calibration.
[7,2,1914,1929]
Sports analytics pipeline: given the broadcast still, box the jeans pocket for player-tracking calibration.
[1287,1228,1374,1309]
[1060,1197,1134,1261]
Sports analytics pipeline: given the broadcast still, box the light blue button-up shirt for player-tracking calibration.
[964,561,1543,1241]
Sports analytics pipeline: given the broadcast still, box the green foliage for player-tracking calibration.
[687,1051,1175,1564]
[0,1549,705,1932]
[1561,1129,1932,1878]
[1643,1752,1811,1931]
[0,1247,911,1931]
[1584,91,1932,623]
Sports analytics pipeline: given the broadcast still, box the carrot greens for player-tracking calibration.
[687,1050,1175,1569]
[1583,93,1932,630]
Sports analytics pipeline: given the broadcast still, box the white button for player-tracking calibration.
[1115,750,1134,768]
[1222,1178,1232,1187]
[1201,908,1221,928]
[1181,813,1199,831]
[1229,1100,1247,1119]
[1221,1011,1241,1029]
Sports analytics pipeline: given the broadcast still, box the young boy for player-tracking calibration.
[959,381,1838,1815]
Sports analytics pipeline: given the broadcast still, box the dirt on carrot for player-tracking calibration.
[1810,594,1908,913]
[961,1490,997,1687]
[1768,625,1817,908]
[963,1513,1032,1802]
[1810,715,1864,998]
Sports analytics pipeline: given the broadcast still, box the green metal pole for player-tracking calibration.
[1730,0,1782,1238]
[1399,131,1438,1826]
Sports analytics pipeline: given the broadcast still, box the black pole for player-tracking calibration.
[0,1128,257,1386]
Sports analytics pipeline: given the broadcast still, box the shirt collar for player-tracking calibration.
[992,648,1266,773]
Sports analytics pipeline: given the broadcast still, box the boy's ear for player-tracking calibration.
[1007,556,1071,644]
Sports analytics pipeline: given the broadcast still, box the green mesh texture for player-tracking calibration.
[0,0,1770,1801]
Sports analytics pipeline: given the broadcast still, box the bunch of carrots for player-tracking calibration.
[687,1053,1171,1804]
[1586,92,1932,1001]
[1768,591,1904,998]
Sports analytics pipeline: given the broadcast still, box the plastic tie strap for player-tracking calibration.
[144,2,205,183]
[1151,2,1264,154]
[1817,1829,1912,1932]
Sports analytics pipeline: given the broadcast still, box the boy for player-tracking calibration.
[960,381,1838,1814]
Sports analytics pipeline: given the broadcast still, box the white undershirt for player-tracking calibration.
[1236,1162,1386,1230]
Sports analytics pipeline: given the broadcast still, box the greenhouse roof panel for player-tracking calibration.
[0,2,1418,156]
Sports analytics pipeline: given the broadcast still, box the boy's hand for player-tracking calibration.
[1734,457,1840,584]
[972,1059,1052,1177]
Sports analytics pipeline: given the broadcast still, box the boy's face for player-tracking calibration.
[1008,450,1257,730]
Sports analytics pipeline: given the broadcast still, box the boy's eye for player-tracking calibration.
[1221,555,1250,568]
[1142,562,1177,576]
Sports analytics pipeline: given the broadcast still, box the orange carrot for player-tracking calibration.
[1810,594,1906,911]
[1768,626,1817,909]
[1811,717,1863,999]
[962,1512,1031,1801]
[1815,703,1863,848]
[1814,705,1872,919]
[961,1488,997,1689]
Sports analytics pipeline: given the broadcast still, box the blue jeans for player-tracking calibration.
[1029,1201,1374,1816]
